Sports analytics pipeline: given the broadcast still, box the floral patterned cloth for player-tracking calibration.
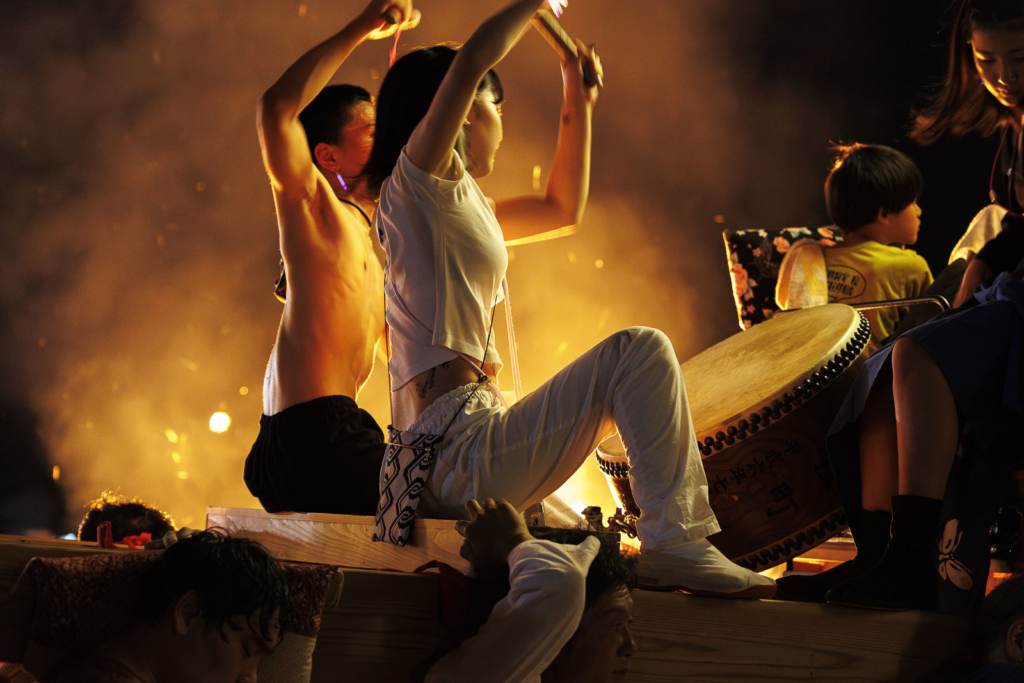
[723,226,841,329]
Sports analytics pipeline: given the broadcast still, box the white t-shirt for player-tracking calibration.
[377,149,507,390]
[425,537,601,683]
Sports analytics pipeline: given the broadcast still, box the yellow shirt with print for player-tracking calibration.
[825,241,934,344]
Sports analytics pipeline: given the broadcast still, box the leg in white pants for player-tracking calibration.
[414,327,775,596]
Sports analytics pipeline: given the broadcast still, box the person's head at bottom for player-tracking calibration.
[56,530,289,683]
[458,498,638,682]
[969,575,1024,679]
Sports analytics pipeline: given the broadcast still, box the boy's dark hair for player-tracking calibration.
[824,144,924,232]
[361,44,503,197]
[136,530,289,644]
[971,574,1024,659]
[532,527,638,608]
[77,491,174,543]
[298,84,372,159]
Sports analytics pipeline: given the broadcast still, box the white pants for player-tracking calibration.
[414,327,719,551]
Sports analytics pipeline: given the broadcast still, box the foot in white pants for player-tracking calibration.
[636,540,776,598]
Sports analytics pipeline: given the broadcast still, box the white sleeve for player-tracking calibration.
[425,536,602,683]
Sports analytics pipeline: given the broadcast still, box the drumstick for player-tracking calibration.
[531,8,603,88]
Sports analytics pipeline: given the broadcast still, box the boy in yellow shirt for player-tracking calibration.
[778,144,933,345]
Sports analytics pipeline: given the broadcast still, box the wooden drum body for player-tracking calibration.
[596,305,871,571]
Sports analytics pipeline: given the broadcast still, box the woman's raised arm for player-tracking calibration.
[406,0,550,179]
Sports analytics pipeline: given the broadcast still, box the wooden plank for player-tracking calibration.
[206,507,469,574]
[631,591,967,682]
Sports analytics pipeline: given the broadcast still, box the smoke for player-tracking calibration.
[0,1,905,529]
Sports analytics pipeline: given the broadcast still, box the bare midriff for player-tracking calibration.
[390,359,500,431]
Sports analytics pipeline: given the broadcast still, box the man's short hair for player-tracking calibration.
[298,84,372,158]
[136,530,289,643]
[532,528,638,607]
[824,144,924,232]
[77,491,174,543]
[971,574,1024,659]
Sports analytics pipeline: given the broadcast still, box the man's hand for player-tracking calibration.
[359,0,421,41]
[561,39,603,109]
[455,499,534,570]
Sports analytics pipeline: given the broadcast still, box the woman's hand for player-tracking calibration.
[561,39,603,109]
[455,498,534,570]
[358,0,421,40]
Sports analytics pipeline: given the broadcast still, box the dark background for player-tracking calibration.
[0,0,998,530]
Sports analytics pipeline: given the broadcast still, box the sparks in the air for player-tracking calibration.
[209,412,231,433]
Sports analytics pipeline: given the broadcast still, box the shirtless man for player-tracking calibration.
[243,0,419,516]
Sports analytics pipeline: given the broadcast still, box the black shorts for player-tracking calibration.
[243,395,385,516]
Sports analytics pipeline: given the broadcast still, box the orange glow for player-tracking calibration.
[165,428,179,443]
[52,465,60,481]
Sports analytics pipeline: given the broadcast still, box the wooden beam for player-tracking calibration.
[206,507,470,574]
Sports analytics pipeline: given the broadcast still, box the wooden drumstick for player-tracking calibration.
[531,8,603,88]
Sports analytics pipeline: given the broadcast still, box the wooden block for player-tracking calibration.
[207,506,618,575]
[206,507,469,574]
[631,591,967,682]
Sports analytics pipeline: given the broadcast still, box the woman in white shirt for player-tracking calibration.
[364,0,773,597]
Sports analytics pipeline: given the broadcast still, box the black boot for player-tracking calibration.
[827,495,941,611]
[775,508,891,603]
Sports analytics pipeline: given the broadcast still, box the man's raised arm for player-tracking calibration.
[257,0,418,201]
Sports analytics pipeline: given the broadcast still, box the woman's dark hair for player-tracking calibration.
[77,490,174,543]
[299,84,372,158]
[971,574,1024,658]
[825,143,924,231]
[532,527,639,608]
[136,529,289,644]
[361,44,503,197]
[911,0,1024,144]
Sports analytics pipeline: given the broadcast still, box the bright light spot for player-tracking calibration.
[547,0,566,17]
[571,500,587,514]
[176,471,189,479]
[239,386,249,396]
[532,165,542,191]
[52,465,60,481]
[209,412,231,433]
[165,428,179,443]
[567,251,577,265]
[595,259,604,269]
[171,451,182,464]
[555,340,569,357]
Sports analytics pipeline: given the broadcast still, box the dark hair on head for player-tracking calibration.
[77,490,175,543]
[911,0,1024,144]
[136,529,289,644]
[824,143,924,232]
[298,84,372,159]
[971,574,1024,658]
[361,44,503,197]
[531,527,638,607]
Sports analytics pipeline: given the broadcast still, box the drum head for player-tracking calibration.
[682,305,866,442]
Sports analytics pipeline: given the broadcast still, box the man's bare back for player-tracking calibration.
[263,174,383,415]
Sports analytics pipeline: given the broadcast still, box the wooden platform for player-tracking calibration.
[200,507,969,681]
